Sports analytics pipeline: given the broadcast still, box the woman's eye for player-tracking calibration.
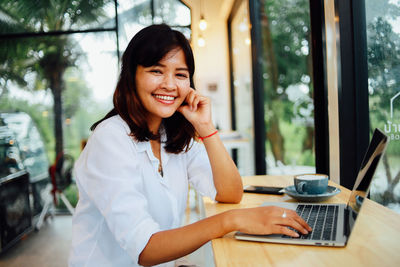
[176,73,188,78]
[150,69,162,74]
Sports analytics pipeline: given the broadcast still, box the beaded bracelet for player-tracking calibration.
[199,130,218,141]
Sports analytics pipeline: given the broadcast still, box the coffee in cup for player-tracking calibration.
[294,174,329,195]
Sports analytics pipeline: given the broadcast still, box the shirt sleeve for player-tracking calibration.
[74,119,160,264]
[186,141,217,200]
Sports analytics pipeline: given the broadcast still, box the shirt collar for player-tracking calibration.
[134,141,147,153]
[133,130,167,155]
[126,121,169,157]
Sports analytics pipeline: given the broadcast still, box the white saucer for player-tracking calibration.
[284,185,341,202]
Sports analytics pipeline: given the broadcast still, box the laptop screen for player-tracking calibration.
[346,128,389,234]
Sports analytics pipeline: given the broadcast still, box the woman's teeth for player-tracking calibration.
[154,95,174,101]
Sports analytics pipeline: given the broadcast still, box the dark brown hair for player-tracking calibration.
[91,24,196,153]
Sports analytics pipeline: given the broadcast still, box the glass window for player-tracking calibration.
[260,0,315,175]
[118,0,191,49]
[0,31,116,162]
[0,0,116,34]
[117,0,153,49]
[230,0,255,175]
[0,127,24,177]
[154,0,191,26]
[64,31,118,160]
[365,0,400,213]
[0,113,49,182]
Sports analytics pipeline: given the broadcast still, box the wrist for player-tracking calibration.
[221,210,240,233]
[195,123,216,137]
[199,130,218,141]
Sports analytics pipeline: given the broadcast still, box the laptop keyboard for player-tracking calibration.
[283,204,339,241]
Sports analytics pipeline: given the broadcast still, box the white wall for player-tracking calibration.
[184,0,234,130]
[324,0,340,184]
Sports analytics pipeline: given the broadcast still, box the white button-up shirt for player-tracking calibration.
[69,116,217,267]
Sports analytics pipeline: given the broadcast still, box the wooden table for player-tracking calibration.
[202,175,400,267]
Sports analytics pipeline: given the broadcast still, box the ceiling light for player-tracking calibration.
[199,15,207,31]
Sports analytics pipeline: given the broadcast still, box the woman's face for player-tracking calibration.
[135,48,191,130]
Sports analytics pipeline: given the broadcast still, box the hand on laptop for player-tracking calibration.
[230,206,312,237]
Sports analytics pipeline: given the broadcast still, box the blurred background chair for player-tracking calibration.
[49,153,75,215]
[36,152,75,230]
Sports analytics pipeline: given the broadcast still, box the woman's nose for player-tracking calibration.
[161,74,177,90]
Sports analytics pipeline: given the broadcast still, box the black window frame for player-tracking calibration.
[309,0,330,176]
[334,0,370,189]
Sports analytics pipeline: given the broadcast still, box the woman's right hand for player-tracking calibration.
[229,206,312,238]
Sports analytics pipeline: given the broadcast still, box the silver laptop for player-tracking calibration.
[235,128,389,247]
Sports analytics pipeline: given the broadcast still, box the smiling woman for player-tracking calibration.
[69,24,310,267]
[135,49,191,130]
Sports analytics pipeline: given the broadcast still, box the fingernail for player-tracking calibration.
[294,233,299,237]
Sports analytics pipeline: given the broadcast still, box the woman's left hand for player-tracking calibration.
[177,89,214,136]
